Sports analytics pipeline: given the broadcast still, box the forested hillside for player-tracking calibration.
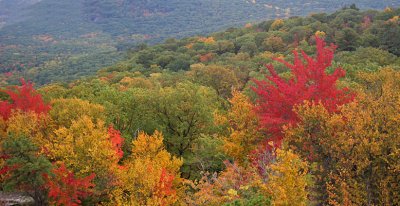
[1,0,400,85]
[1,6,400,206]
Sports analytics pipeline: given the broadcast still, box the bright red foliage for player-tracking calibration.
[0,102,13,120]
[108,125,124,160]
[44,163,95,206]
[252,36,354,145]
[155,168,176,205]
[0,79,50,120]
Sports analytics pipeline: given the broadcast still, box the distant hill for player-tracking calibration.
[1,0,400,85]
[2,0,400,39]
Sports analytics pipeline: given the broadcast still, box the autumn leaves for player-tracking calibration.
[1,36,399,205]
[0,82,184,205]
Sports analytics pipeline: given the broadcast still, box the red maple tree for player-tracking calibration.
[44,163,95,206]
[252,36,354,145]
[0,79,50,120]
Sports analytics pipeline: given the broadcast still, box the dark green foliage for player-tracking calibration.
[167,55,192,71]
[335,28,360,51]
[377,21,400,55]
[137,50,157,68]
[1,135,52,204]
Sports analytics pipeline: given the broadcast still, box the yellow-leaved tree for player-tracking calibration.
[46,99,120,199]
[285,68,400,205]
[50,116,119,195]
[2,110,50,149]
[267,149,310,206]
[216,90,260,165]
[49,98,106,128]
[191,148,310,206]
[111,131,186,206]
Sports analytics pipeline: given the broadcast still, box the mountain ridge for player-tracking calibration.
[1,1,400,85]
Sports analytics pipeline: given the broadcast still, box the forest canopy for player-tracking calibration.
[1,6,400,206]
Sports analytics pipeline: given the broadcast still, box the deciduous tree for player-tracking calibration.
[215,90,260,165]
[44,163,95,206]
[50,116,119,197]
[152,82,219,178]
[0,79,50,120]
[188,64,240,99]
[253,36,354,145]
[267,149,310,206]
[111,131,185,206]
[285,68,400,205]
[0,135,52,204]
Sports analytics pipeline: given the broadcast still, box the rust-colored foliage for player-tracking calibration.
[252,36,354,145]
[44,163,95,206]
[249,141,276,179]
[0,79,50,120]
[199,53,214,62]
[192,160,267,206]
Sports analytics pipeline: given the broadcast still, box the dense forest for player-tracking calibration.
[1,0,400,85]
[1,5,400,206]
